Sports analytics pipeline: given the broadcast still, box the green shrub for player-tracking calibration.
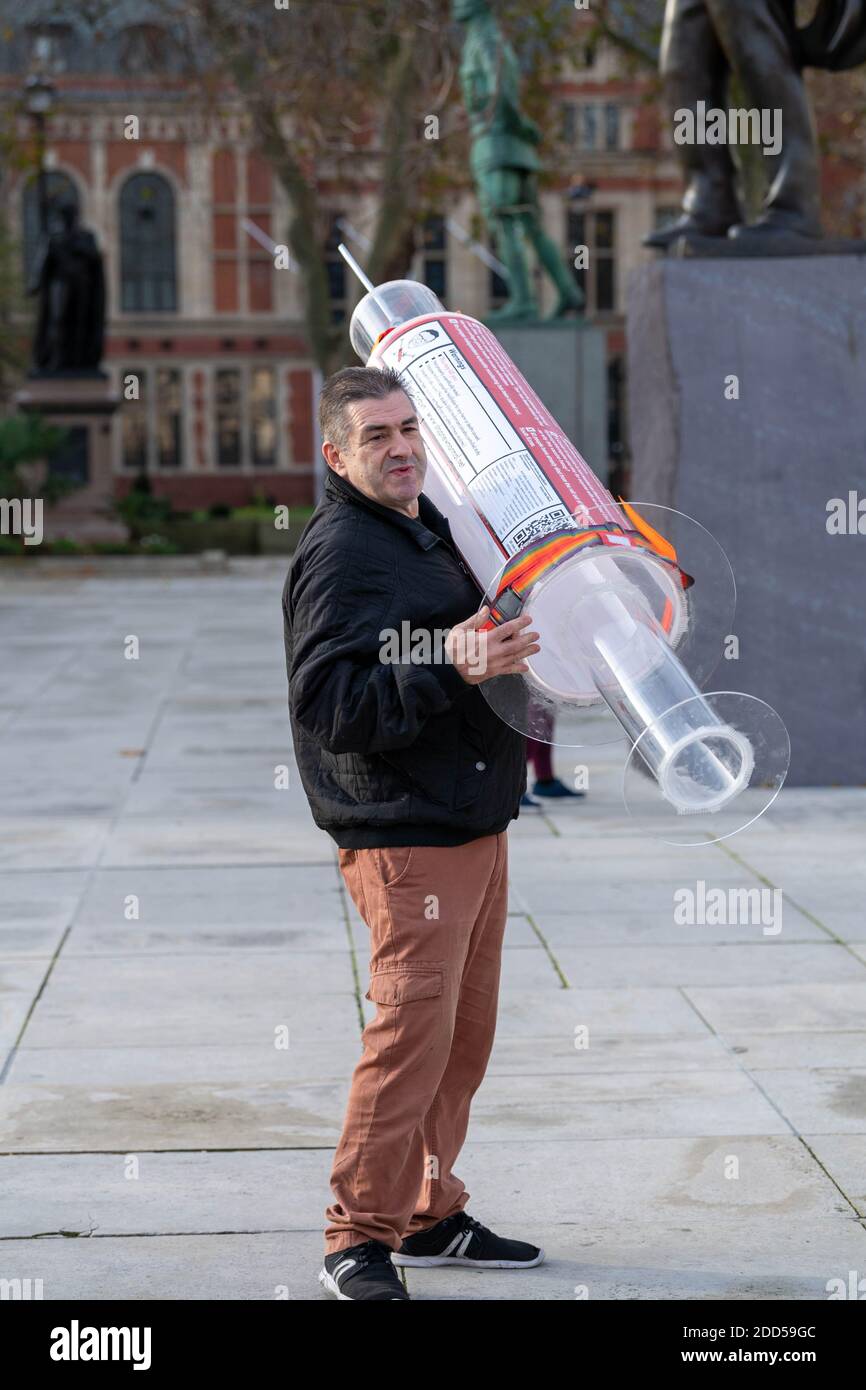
[48,537,84,553]
[139,532,181,554]
[113,473,174,541]
[0,414,76,505]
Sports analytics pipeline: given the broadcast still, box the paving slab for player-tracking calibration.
[17,953,357,1049]
[551,943,861,988]
[2,563,864,1301]
[0,1134,848,1238]
[0,1220,862,1300]
[7,1040,363,1087]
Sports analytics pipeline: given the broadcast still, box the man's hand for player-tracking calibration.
[445,607,540,684]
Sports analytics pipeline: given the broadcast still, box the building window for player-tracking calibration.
[215,364,278,469]
[120,365,185,471]
[117,24,189,76]
[560,103,577,144]
[421,215,447,301]
[21,170,80,286]
[212,149,273,314]
[119,173,177,312]
[580,104,599,151]
[118,25,169,75]
[216,369,242,467]
[604,104,621,151]
[120,367,148,471]
[325,213,348,324]
[250,366,277,467]
[567,208,617,314]
[245,153,274,314]
[156,369,182,468]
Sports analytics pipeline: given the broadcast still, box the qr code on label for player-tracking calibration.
[508,508,570,553]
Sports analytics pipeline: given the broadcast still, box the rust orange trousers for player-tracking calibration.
[324,832,509,1254]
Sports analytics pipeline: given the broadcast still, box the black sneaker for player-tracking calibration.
[391,1212,544,1269]
[319,1240,410,1300]
[532,777,586,800]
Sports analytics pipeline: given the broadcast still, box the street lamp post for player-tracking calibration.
[23,38,57,238]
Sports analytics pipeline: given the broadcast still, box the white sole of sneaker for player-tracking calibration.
[391,1248,545,1268]
[318,1266,408,1299]
[318,1267,352,1299]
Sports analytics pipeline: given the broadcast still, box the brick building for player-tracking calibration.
[1,4,683,508]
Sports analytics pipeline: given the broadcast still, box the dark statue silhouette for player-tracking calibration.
[27,199,106,373]
[645,0,866,254]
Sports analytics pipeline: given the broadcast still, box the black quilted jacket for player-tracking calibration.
[282,468,526,847]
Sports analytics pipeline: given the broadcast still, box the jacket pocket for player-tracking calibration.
[365,962,444,1004]
[454,710,490,809]
[380,717,459,812]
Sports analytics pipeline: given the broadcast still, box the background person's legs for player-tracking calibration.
[526,734,554,782]
[526,701,555,783]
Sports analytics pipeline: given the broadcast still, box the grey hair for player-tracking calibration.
[318,366,414,451]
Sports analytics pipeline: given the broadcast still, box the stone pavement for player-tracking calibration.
[0,559,864,1301]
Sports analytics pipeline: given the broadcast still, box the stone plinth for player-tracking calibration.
[626,256,866,787]
[491,321,608,486]
[14,373,124,542]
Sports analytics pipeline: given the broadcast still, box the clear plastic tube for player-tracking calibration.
[566,555,754,813]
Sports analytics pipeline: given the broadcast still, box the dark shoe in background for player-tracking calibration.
[532,777,586,799]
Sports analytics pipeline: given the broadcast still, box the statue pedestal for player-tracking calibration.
[626,256,866,787]
[15,373,124,542]
[489,322,609,486]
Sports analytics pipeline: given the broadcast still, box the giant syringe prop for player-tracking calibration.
[338,251,789,841]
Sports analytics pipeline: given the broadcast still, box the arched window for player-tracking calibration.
[119,172,177,312]
[21,171,80,286]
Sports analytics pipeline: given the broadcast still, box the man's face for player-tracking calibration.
[323,390,427,518]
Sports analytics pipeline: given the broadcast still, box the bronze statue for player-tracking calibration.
[645,0,866,254]
[27,199,106,373]
[452,0,583,321]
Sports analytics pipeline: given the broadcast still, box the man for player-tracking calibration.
[282,365,545,1301]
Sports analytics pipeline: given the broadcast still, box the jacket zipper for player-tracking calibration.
[441,535,470,577]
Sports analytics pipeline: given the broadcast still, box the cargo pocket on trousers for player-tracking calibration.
[365,962,444,1005]
[375,845,415,889]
